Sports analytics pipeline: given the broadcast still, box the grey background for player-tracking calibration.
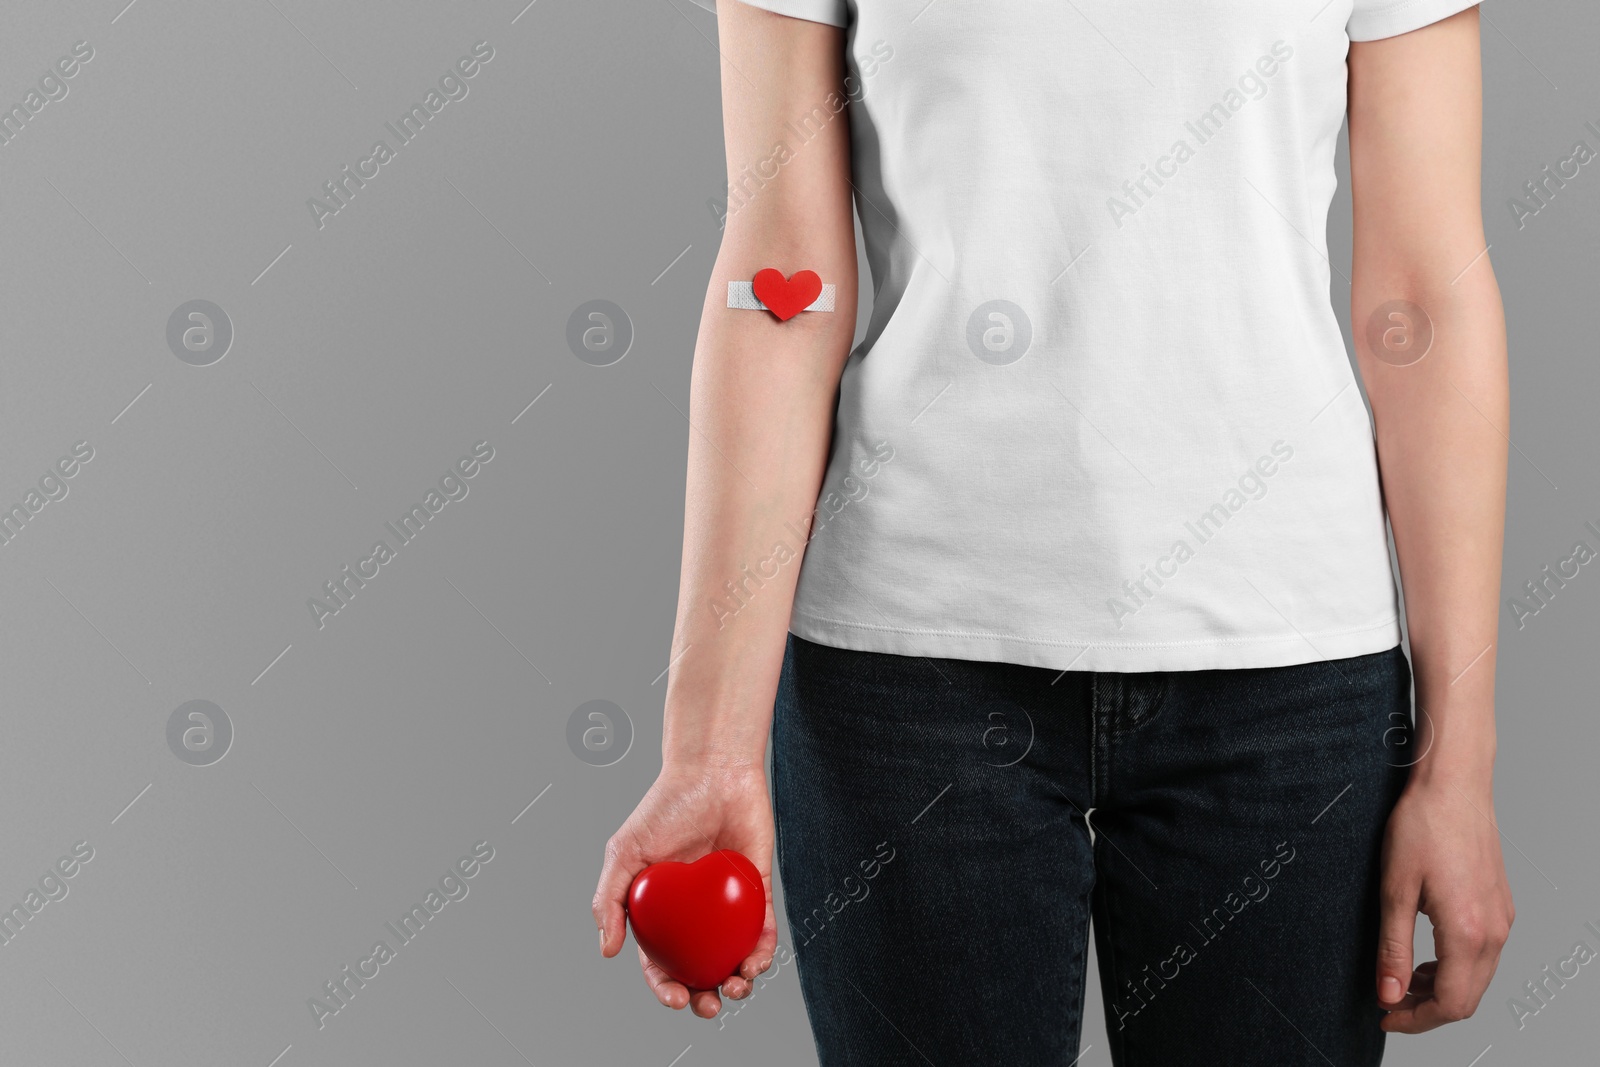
[0,0,1593,1064]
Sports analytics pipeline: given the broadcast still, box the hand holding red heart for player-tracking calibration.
[593,765,777,1018]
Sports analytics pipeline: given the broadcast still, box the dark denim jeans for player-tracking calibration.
[772,633,1413,1066]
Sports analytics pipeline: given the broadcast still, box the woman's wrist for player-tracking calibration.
[658,632,782,771]
[1401,693,1497,797]
[660,742,768,775]
[660,688,772,772]
[1402,640,1500,796]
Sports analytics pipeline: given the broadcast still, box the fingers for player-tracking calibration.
[1383,967,1474,1034]
[690,988,723,1018]
[1376,878,1419,1009]
[739,903,780,982]
[1402,960,1438,1006]
[638,947,691,1010]
[635,946,742,1019]
[728,902,779,1000]
[1382,912,1509,1033]
[592,833,642,959]
[737,951,775,983]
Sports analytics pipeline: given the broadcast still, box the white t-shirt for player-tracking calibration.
[721,0,1482,672]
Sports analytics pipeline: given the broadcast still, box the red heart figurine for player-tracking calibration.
[751,268,822,321]
[626,849,765,990]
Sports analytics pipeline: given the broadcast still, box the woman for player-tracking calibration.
[594,0,1513,1062]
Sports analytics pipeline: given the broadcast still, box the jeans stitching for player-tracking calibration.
[1066,860,1092,1056]
[1097,837,1133,1067]
[1090,672,1101,807]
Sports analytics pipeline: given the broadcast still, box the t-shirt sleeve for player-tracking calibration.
[711,0,849,28]
[1347,0,1482,42]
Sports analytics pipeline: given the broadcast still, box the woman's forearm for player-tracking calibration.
[660,250,856,769]
[1359,269,1507,793]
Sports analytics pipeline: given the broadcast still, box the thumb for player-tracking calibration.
[593,835,644,959]
[1377,879,1418,1007]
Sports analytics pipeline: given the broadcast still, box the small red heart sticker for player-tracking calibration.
[626,849,764,990]
[751,268,822,321]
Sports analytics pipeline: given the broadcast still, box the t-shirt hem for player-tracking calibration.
[1347,0,1482,42]
[789,609,1404,674]
[715,0,849,28]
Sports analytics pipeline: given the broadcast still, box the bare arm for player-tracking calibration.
[594,1,857,1018]
[1347,7,1514,1033]
[663,2,859,770]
